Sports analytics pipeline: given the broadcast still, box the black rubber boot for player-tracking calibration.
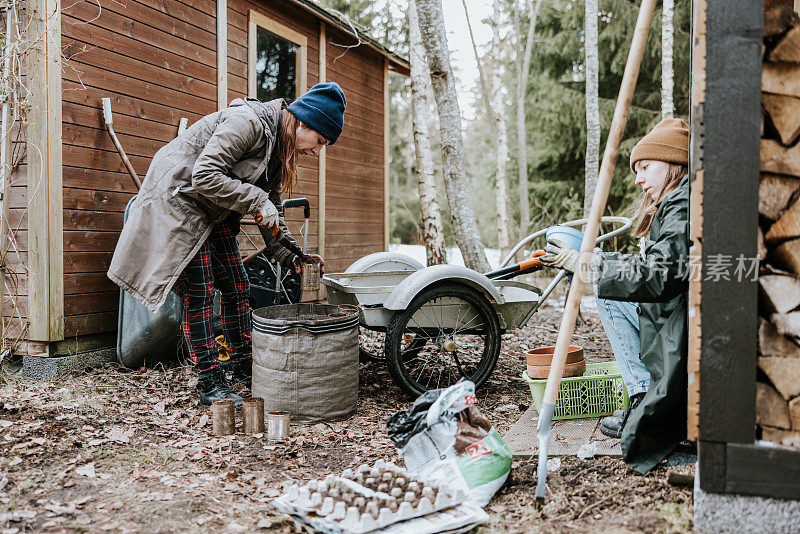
[197,369,242,408]
[230,359,252,392]
[600,393,644,438]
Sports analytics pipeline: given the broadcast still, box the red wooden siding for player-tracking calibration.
[55,0,387,340]
[60,0,218,337]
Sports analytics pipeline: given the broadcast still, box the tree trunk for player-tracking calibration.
[491,0,510,257]
[661,0,675,119]
[415,0,490,272]
[584,0,600,216]
[515,0,543,240]
[408,0,446,266]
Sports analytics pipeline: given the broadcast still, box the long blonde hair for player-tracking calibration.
[632,163,688,237]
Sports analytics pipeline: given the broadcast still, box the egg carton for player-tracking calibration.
[272,459,467,533]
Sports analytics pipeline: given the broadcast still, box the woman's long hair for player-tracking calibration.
[277,110,299,192]
[631,163,688,237]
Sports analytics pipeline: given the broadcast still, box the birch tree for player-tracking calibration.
[408,0,446,266]
[414,0,490,273]
[661,0,675,119]
[490,0,510,256]
[514,0,543,238]
[583,0,600,216]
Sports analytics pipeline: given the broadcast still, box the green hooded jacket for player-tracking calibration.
[596,174,690,473]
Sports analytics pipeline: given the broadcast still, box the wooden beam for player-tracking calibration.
[26,0,64,342]
[726,442,800,499]
[696,0,761,444]
[318,21,326,260]
[217,0,227,110]
[383,57,390,251]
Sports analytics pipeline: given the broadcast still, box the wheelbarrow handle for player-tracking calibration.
[485,250,546,280]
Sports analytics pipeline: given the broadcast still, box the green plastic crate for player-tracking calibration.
[522,361,630,421]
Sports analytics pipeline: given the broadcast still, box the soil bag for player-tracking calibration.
[387,381,512,507]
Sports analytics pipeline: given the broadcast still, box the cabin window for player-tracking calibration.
[248,11,307,102]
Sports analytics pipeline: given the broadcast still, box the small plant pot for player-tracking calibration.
[527,359,587,379]
[525,345,584,366]
[525,345,586,379]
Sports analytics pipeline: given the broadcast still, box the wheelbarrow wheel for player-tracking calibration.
[359,328,427,363]
[385,283,501,397]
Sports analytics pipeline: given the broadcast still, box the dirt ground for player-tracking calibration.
[0,296,694,533]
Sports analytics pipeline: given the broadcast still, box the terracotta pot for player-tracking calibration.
[525,345,584,366]
[527,358,586,379]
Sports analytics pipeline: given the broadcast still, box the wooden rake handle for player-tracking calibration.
[541,0,658,406]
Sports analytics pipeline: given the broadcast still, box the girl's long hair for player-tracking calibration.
[632,162,688,237]
[277,110,299,192]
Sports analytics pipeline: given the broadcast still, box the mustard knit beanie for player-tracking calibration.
[629,118,690,172]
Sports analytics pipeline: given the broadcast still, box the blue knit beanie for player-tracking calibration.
[288,82,347,145]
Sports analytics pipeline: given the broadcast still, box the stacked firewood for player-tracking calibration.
[757,4,800,447]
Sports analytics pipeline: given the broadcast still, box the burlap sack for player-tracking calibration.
[252,304,359,422]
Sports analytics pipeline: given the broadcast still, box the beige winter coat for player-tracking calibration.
[108,98,296,313]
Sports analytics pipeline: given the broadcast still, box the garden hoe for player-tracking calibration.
[534,0,658,505]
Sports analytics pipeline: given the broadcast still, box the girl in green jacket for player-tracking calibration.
[542,118,691,473]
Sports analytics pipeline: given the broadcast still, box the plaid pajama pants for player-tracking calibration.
[180,214,251,374]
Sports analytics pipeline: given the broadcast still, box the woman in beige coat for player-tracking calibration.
[108,83,347,406]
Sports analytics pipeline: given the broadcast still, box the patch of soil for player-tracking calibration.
[0,298,693,532]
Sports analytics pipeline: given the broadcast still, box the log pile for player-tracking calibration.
[758,4,800,447]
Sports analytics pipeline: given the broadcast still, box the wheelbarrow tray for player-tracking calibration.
[322,271,541,331]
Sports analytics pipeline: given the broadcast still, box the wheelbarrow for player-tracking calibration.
[322,216,631,396]
[116,197,312,369]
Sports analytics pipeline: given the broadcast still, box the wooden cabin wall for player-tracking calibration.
[52,0,388,342]
[319,23,386,272]
[60,0,217,338]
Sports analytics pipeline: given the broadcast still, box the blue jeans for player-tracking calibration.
[594,296,650,396]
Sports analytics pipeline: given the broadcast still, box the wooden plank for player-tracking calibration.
[64,291,119,315]
[62,13,216,84]
[697,0,761,444]
[726,442,800,499]
[144,0,217,33]
[64,210,123,232]
[63,101,182,147]
[319,21,326,258]
[64,311,118,337]
[63,62,216,117]
[63,0,217,55]
[63,167,139,195]
[62,35,217,102]
[63,122,164,160]
[63,145,151,176]
[218,0,228,110]
[383,57,389,251]
[64,273,117,295]
[26,0,64,341]
[62,80,204,131]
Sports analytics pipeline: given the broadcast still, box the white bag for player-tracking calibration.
[393,382,512,508]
